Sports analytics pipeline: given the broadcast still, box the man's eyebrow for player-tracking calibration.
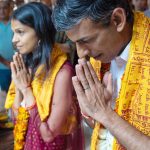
[76,37,89,43]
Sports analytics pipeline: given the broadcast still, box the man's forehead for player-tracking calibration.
[66,18,100,42]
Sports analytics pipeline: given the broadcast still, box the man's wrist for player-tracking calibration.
[97,108,115,127]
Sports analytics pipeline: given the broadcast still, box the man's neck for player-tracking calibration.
[117,23,133,57]
[117,40,130,57]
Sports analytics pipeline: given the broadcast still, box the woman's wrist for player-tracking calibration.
[12,103,20,114]
[21,86,31,96]
[22,86,36,108]
[26,101,36,111]
[40,122,55,142]
[14,90,23,105]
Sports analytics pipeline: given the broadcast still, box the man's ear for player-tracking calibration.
[111,8,126,32]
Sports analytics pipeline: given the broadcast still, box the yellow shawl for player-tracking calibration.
[5,45,74,125]
[91,12,150,150]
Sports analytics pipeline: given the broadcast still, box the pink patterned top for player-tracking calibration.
[23,62,84,150]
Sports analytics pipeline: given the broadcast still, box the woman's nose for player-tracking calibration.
[12,34,18,44]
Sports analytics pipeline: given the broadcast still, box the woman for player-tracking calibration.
[5,2,83,150]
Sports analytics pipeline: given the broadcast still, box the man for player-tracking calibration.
[52,0,150,149]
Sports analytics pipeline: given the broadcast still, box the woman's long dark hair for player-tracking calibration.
[11,2,56,75]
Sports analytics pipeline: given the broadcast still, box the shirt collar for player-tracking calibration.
[119,42,130,62]
[114,42,130,67]
[116,42,130,62]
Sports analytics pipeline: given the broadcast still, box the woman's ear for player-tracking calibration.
[111,8,126,32]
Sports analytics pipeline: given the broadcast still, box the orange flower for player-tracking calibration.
[14,107,29,150]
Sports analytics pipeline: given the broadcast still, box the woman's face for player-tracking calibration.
[11,19,39,54]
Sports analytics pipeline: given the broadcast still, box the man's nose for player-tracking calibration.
[76,43,89,58]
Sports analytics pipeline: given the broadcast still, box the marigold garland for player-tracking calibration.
[14,107,29,150]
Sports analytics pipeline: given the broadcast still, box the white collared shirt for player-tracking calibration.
[97,43,130,150]
[110,43,129,109]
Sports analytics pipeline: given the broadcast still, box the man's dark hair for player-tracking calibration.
[52,0,134,31]
[11,2,56,74]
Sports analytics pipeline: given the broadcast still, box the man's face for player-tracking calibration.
[0,1,11,22]
[67,19,124,63]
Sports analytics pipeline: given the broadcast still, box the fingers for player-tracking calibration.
[87,61,99,83]
[28,68,32,76]
[103,72,113,94]
[78,59,95,88]
[19,53,26,71]
[72,76,91,115]
[72,76,84,96]
[13,52,26,72]
[76,58,100,91]
[75,58,102,93]
[75,64,90,90]
[103,72,113,100]
[13,54,20,72]
[102,71,110,87]
[106,73,113,96]
[10,62,17,77]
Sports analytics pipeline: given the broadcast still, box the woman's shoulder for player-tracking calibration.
[60,61,75,75]
[54,61,75,83]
